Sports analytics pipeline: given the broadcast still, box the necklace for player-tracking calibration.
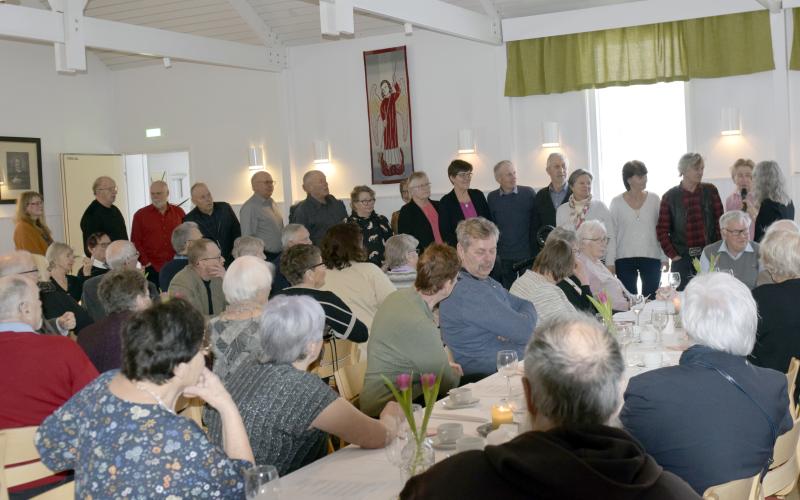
[135,382,176,414]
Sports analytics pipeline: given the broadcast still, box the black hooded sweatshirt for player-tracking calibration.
[401,425,700,500]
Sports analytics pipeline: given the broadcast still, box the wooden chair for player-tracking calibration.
[702,472,761,500]
[762,416,800,497]
[0,426,71,500]
[330,341,367,405]
[786,357,799,419]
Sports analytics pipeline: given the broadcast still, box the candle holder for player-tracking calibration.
[491,400,514,429]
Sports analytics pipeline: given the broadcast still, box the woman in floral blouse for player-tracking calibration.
[35,298,254,499]
[346,185,393,267]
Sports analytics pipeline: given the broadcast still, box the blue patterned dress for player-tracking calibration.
[35,371,249,499]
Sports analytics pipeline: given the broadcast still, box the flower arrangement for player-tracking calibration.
[382,371,442,476]
[692,253,717,274]
[587,289,616,335]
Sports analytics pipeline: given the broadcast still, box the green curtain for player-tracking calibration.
[790,9,800,70]
[505,11,774,97]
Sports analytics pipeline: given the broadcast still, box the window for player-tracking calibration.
[593,82,687,203]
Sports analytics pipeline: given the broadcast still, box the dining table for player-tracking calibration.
[278,299,693,499]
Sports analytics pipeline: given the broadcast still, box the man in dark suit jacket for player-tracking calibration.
[532,153,571,255]
[621,273,793,495]
[80,176,128,256]
[183,183,241,264]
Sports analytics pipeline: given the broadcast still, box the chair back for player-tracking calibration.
[762,415,800,497]
[176,396,205,431]
[315,338,358,380]
[787,357,799,418]
[0,426,60,500]
[702,472,761,500]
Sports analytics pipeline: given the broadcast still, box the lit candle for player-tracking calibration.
[491,403,514,429]
[672,296,681,313]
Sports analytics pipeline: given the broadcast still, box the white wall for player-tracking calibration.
[0,40,117,253]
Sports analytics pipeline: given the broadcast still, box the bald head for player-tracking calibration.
[190,182,214,215]
[0,250,38,279]
[106,240,139,270]
[251,171,274,199]
[92,176,117,207]
[0,275,41,329]
[523,313,624,429]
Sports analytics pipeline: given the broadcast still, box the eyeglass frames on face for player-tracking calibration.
[200,255,224,262]
[411,183,431,190]
[304,262,325,273]
[356,198,375,205]
[723,228,748,237]
[456,172,473,179]
[583,236,609,243]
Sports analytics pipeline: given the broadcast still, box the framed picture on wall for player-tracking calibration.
[364,45,414,184]
[0,137,43,204]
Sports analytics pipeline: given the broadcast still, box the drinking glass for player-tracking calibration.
[651,311,668,343]
[668,272,681,291]
[617,325,634,361]
[244,465,280,500]
[629,294,645,325]
[384,416,409,468]
[496,350,519,398]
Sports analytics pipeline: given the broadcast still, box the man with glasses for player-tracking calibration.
[699,211,759,289]
[131,181,186,290]
[82,241,158,321]
[289,170,346,246]
[240,171,284,261]
[168,239,226,316]
[80,176,128,256]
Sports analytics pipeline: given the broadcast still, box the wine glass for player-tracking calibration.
[668,272,681,291]
[629,294,645,325]
[496,350,519,398]
[651,311,668,343]
[244,465,280,500]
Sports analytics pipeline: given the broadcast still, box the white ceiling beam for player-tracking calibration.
[224,0,283,47]
[0,3,283,71]
[503,0,769,41]
[350,0,502,45]
[320,0,354,37]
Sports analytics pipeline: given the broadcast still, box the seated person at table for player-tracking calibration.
[440,218,537,377]
[510,238,577,324]
[576,220,630,311]
[319,222,396,329]
[231,235,266,259]
[0,275,98,429]
[755,219,800,286]
[278,244,367,343]
[383,234,419,288]
[209,256,272,380]
[79,232,111,279]
[621,272,792,494]
[402,313,700,499]
[749,229,800,382]
[77,269,151,373]
[46,241,90,302]
[169,239,227,316]
[204,295,401,476]
[36,298,254,498]
[159,222,202,291]
[270,223,312,297]
[547,227,596,314]
[699,211,760,289]
[361,244,462,417]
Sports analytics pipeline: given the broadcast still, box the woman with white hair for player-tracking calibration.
[383,234,419,288]
[575,220,630,311]
[204,295,401,476]
[556,169,616,271]
[749,229,800,377]
[208,255,272,380]
[46,241,92,302]
[621,272,792,494]
[752,160,795,242]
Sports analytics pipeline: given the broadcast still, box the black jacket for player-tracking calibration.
[532,185,571,253]
[397,199,441,251]
[437,189,491,246]
[402,425,700,499]
[754,198,795,242]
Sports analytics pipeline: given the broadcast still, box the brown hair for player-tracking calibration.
[15,191,52,242]
[281,244,322,286]
[320,223,366,270]
[533,239,575,282]
[415,244,460,295]
[447,159,473,179]
[350,185,376,212]
[187,238,216,265]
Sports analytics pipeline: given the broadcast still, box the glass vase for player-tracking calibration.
[400,438,435,481]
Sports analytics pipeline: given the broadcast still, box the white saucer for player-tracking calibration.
[431,436,458,450]
[441,397,480,410]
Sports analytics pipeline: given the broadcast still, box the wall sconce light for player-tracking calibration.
[313,140,330,164]
[721,107,741,136]
[542,122,560,148]
[248,146,264,171]
[145,128,162,138]
[457,129,475,154]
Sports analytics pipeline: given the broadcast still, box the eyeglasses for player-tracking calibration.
[19,268,39,276]
[304,262,325,273]
[200,255,224,262]
[723,228,749,237]
[411,183,431,189]
[456,172,473,179]
[97,187,118,193]
[356,198,375,204]
[583,236,609,243]
[27,201,42,207]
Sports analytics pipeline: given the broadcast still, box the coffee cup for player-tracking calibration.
[437,423,463,444]
[643,351,662,368]
[455,436,484,453]
[448,388,473,405]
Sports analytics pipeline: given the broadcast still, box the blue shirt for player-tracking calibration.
[440,270,538,375]
[488,185,537,261]
[549,184,568,209]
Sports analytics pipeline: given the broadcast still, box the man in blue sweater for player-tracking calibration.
[440,218,538,377]
[487,160,538,289]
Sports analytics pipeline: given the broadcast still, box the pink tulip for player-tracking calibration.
[395,373,412,391]
[597,291,608,304]
[420,373,436,389]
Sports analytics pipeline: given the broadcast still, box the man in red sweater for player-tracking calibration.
[0,275,98,429]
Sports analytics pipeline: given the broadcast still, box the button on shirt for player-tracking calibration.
[240,194,284,254]
[131,203,186,271]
